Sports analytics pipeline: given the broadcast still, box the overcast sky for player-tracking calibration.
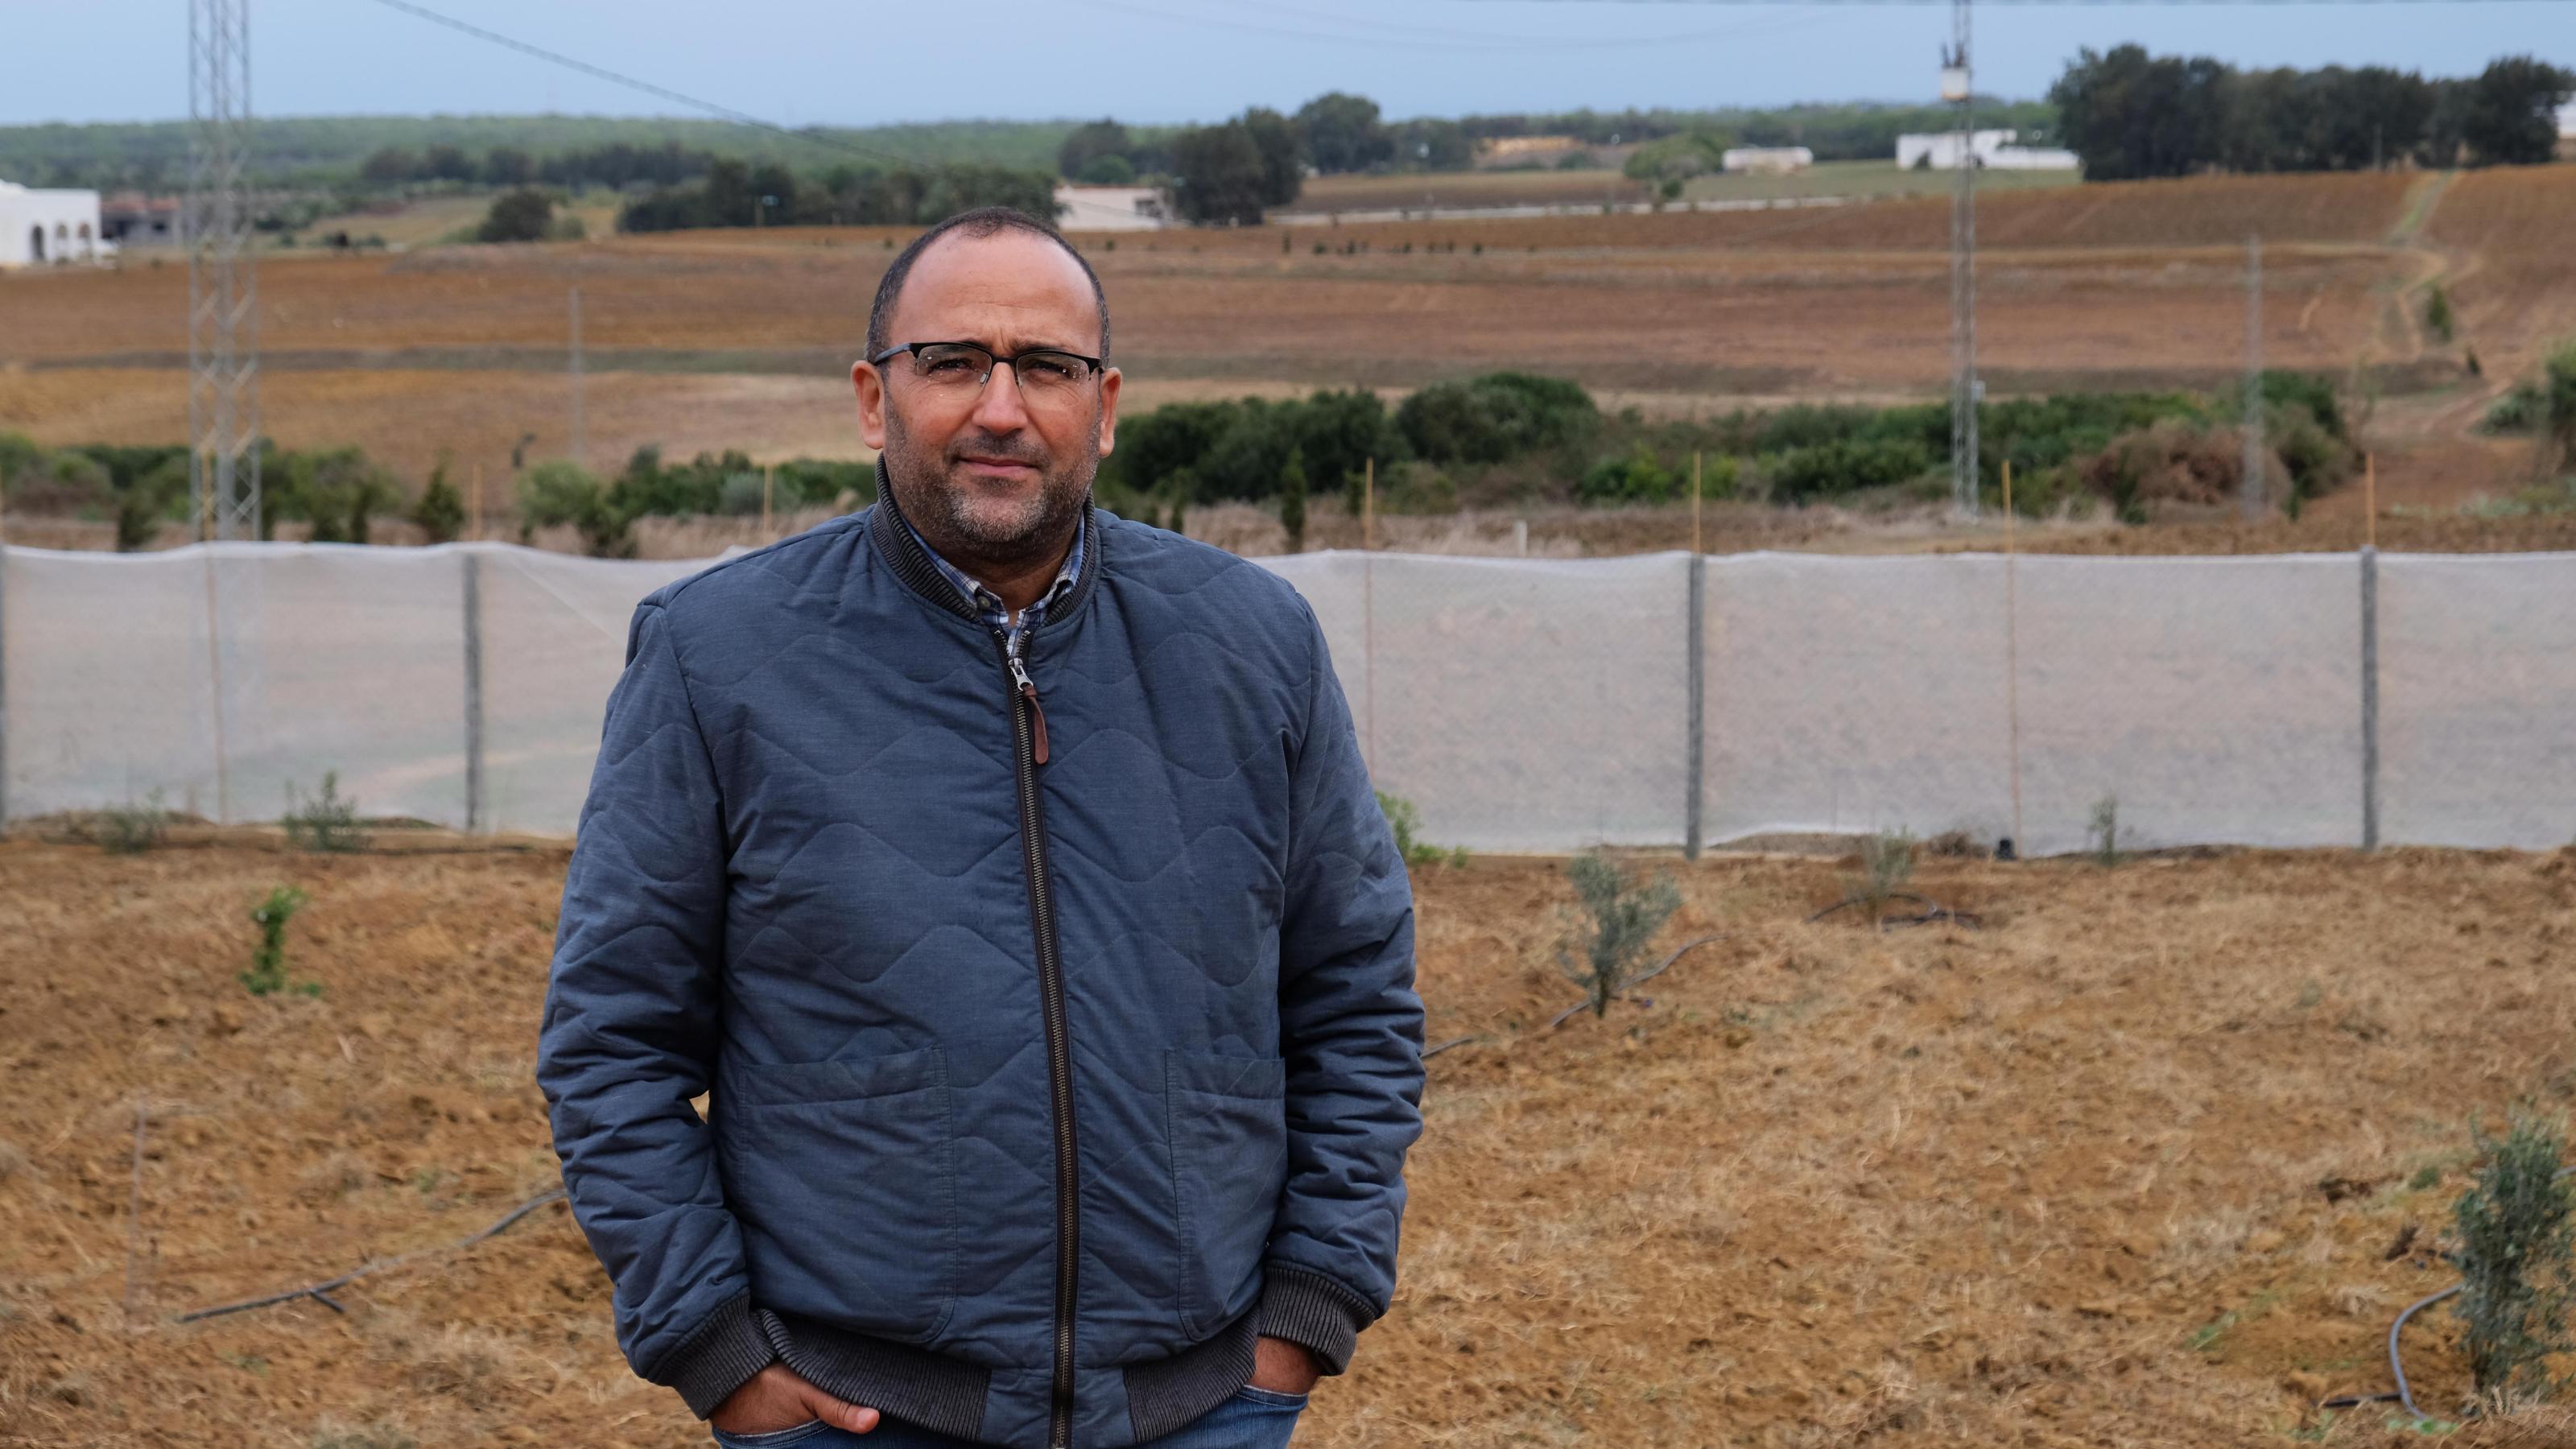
[6,0,2569,128]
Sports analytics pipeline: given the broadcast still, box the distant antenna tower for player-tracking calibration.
[187,0,260,540]
[1944,0,1979,519]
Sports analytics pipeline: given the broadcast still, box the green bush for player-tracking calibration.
[1375,790,1466,868]
[283,770,371,853]
[1278,448,1308,551]
[477,188,555,244]
[517,460,633,557]
[242,885,320,998]
[717,472,767,517]
[93,788,171,854]
[413,453,464,543]
[1577,443,1678,504]
[1104,390,1403,505]
[2454,1105,2576,1398]
[1397,371,1599,464]
[1555,849,1681,1020]
[1761,437,1936,501]
[2486,385,2544,434]
[274,446,401,544]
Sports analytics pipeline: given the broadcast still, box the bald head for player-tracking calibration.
[865,206,1110,362]
[851,206,1123,600]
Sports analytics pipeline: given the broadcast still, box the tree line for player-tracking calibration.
[611,158,1055,233]
[2051,47,2574,180]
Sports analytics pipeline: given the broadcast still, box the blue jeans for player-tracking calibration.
[711,1385,1308,1449]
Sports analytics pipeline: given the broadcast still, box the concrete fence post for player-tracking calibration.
[464,549,486,836]
[2359,544,2380,852]
[1685,551,1706,860]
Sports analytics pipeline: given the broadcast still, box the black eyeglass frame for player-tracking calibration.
[868,340,1109,385]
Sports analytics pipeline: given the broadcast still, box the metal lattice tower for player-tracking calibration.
[1945,0,1979,519]
[187,0,260,541]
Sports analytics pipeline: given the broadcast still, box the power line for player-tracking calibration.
[359,0,932,170]
[1447,0,2569,6]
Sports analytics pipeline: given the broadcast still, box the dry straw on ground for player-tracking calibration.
[6,833,2576,1445]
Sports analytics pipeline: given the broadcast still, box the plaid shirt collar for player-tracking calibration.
[899,510,1085,645]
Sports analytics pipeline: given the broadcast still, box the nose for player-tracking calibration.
[968,358,1034,434]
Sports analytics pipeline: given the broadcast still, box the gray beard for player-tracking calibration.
[883,406,1097,575]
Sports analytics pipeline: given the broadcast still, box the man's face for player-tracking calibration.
[853,230,1121,568]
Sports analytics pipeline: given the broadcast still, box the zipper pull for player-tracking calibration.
[1009,646,1051,766]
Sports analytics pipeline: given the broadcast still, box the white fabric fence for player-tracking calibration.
[3,539,2571,857]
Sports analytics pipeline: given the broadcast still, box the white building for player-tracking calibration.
[1053,184,1170,232]
[1896,130,2080,171]
[0,181,108,266]
[1721,146,1814,174]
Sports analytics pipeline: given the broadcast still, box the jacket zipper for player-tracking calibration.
[1000,625,1077,1449]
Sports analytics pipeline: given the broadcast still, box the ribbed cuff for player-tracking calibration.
[651,1290,780,1418]
[1257,1264,1378,1377]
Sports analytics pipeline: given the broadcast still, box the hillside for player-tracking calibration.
[0,114,1081,187]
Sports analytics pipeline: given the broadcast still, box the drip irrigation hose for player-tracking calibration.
[175,1187,567,1323]
[2318,1166,2576,1422]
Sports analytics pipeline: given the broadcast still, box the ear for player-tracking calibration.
[1095,365,1121,460]
[853,358,888,451]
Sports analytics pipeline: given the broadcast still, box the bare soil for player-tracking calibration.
[6,832,2576,1447]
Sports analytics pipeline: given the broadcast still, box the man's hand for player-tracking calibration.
[1249,1335,1323,1395]
[710,1364,881,1436]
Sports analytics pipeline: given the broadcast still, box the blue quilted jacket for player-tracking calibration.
[535,476,1426,1448]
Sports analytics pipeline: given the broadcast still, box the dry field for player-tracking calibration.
[0,166,2569,553]
[1286,167,1654,213]
[6,834,2576,1447]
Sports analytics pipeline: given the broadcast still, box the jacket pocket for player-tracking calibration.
[1163,1048,1289,1337]
[718,1045,957,1343]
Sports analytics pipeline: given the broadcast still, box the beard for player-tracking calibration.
[881,401,1099,573]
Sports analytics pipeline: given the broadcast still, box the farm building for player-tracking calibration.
[1054,184,1170,231]
[0,180,107,266]
[1896,130,2081,171]
[2561,99,2576,158]
[100,191,180,248]
[1721,146,1814,174]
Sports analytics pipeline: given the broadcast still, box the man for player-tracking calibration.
[536,206,1425,1449]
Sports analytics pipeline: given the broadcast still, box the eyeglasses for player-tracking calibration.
[869,341,1106,403]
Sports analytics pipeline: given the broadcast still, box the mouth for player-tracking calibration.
[957,454,1042,481]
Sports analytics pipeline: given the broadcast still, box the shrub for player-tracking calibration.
[1105,390,1402,506]
[1397,371,1600,464]
[717,472,767,517]
[1848,829,1917,919]
[1376,790,1468,869]
[1555,848,1681,1020]
[476,188,555,245]
[1278,448,1308,552]
[2487,385,2546,434]
[283,770,371,853]
[2453,1105,2576,1398]
[516,460,633,558]
[1577,443,1678,505]
[94,788,170,855]
[242,885,320,998]
[414,454,464,543]
[2425,284,2455,343]
[1761,438,1936,502]
[277,446,402,545]
[2088,794,2123,867]
[2079,419,2240,516]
